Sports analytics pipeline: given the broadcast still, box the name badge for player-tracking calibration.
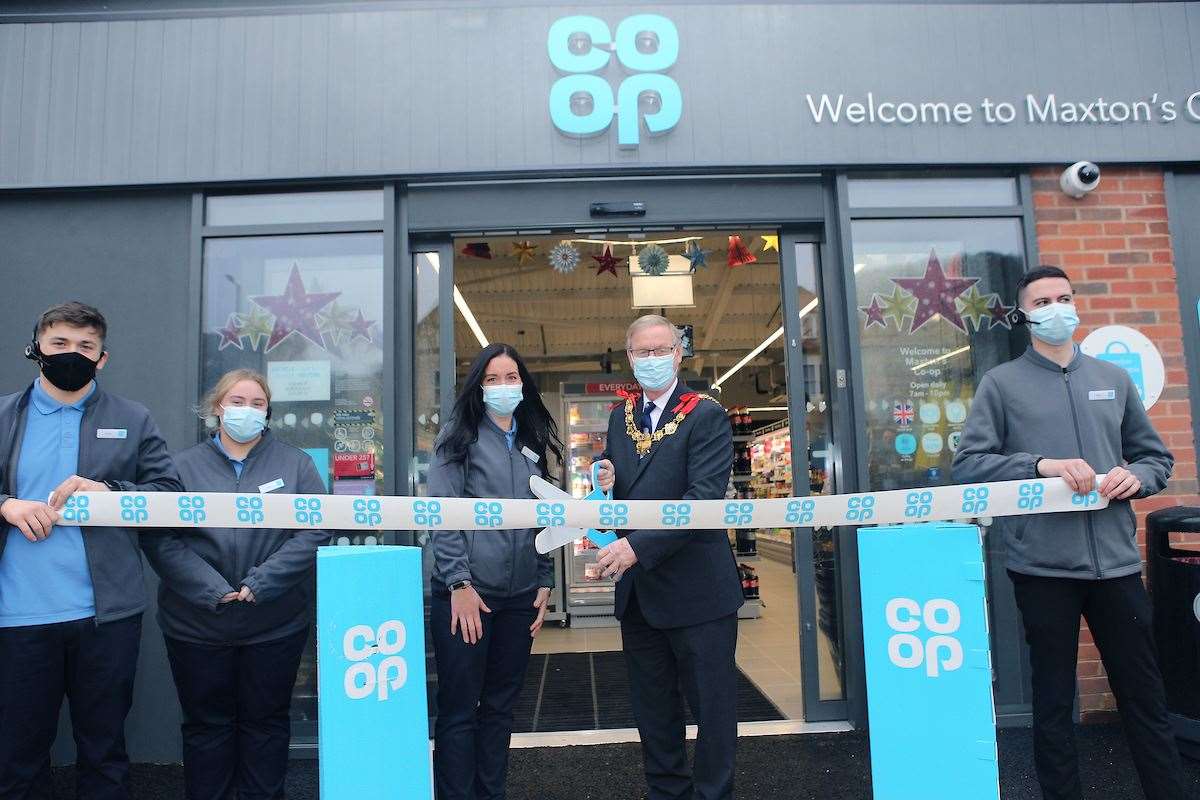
[96,429,127,439]
[1089,390,1116,401]
[520,446,541,464]
[259,478,285,493]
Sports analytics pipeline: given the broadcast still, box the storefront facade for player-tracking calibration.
[0,0,1198,764]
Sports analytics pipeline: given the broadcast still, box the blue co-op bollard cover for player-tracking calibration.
[858,523,999,800]
[317,546,432,799]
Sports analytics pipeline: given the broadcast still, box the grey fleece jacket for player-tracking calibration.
[427,416,554,597]
[141,431,330,645]
[951,345,1173,579]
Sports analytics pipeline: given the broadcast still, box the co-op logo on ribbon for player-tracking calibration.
[548,14,682,147]
[885,597,964,678]
[343,620,408,701]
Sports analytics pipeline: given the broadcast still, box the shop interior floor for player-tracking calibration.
[532,553,809,720]
[509,651,785,733]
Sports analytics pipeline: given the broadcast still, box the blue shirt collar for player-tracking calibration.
[484,414,518,449]
[30,377,94,415]
[212,433,245,465]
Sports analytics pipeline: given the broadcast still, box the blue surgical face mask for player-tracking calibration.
[1026,302,1080,346]
[221,405,268,443]
[482,384,523,416]
[632,354,677,391]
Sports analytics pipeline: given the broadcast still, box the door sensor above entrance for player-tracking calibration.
[590,201,647,218]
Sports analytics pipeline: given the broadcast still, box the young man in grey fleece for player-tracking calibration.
[952,265,1185,800]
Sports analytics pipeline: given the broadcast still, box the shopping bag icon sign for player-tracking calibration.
[1097,341,1145,402]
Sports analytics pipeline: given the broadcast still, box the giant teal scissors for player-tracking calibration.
[530,461,617,554]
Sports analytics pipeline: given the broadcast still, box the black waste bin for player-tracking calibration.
[1147,506,1200,760]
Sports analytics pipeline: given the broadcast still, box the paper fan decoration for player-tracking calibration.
[683,240,708,270]
[637,244,669,276]
[727,235,757,267]
[549,242,581,274]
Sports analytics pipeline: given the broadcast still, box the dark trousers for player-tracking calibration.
[431,590,537,800]
[621,591,738,800]
[1010,571,1186,800]
[0,615,141,800]
[164,628,309,800]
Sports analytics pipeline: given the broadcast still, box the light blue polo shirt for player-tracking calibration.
[0,379,97,627]
[485,415,518,451]
[212,434,245,478]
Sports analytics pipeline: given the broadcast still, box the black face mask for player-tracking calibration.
[24,344,100,393]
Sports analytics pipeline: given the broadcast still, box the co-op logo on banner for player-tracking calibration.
[886,598,964,678]
[342,620,408,701]
[548,14,681,147]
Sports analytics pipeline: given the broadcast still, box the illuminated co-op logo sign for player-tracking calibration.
[548,14,682,147]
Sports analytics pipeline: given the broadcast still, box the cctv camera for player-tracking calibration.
[1060,161,1101,199]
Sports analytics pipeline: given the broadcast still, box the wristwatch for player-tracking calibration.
[448,579,472,592]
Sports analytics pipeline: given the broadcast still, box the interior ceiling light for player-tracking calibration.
[453,286,489,348]
[430,255,489,347]
[713,298,819,390]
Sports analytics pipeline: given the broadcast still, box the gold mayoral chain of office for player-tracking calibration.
[621,390,721,456]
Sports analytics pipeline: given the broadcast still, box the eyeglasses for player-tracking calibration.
[629,346,677,359]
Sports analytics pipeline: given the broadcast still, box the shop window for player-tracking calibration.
[200,231,385,737]
[851,218,1025,491]
[205,189,383,227]
[848,177,1017,208]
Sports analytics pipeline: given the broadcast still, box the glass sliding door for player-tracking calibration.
[780,238,847,721]
[410,244,457,736]
[411,246,455,503]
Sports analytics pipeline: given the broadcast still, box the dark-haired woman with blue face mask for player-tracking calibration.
[427,343,563,800]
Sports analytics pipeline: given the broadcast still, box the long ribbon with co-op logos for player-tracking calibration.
[59,474,1108,543]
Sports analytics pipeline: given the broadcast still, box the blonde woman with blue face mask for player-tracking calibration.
[141,368,330,800]
[427,343,563,800]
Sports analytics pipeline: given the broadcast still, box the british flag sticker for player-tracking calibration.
[893,401,915,427]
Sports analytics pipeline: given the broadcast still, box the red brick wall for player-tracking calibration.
[1032,165,1200,717]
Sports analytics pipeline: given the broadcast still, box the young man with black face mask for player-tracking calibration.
[0,302,182,800]
[952,266,1185,800]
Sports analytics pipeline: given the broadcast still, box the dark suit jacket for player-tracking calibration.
[602,381,743,629]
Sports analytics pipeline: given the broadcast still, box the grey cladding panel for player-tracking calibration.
[130,20,164,182]
[0,2,1198,188]
[16,23,51,184]
[46,22,81,183]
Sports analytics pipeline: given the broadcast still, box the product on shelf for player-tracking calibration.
[738,563,760,600]
[727,406,756,437]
